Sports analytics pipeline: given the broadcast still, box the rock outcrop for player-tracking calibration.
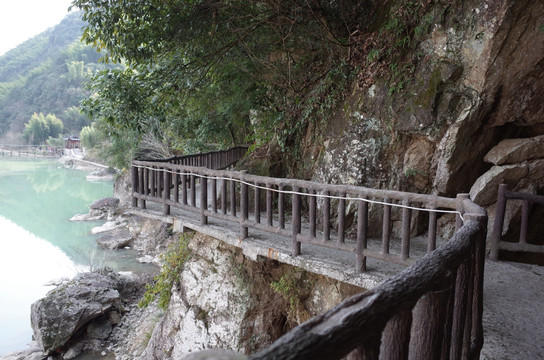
[96,229,133,250]
[30,270,123,355]
[71,197,121,221]
[470,135,544,241]
[311,0,544,202]
[110,233,362,360]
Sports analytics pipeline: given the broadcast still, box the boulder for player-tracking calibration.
[30,271,121,354]
[90,197,120,212]
[87,169,116,182]
[91,220,127,234]
[96,229,133,250]
[70,212,105,221]
[484,135,544,165]
[87,318,113,340]
[469,164,529,206]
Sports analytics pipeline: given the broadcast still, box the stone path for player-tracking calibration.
[480,260,544,360]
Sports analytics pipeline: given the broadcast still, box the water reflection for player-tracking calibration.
[0,160,112,259]
[0,160,157,355]
[0,216,78,355]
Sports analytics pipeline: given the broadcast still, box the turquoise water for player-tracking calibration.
[0,160,148,355]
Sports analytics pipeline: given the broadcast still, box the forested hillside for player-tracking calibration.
[0,11,112,143]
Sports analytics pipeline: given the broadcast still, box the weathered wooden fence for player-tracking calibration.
[490,183,544,260]
[130,146,487,359]
[132,162,467,272]
[139,146,248,170]
[250,204,486,360]
[0,145,63,159]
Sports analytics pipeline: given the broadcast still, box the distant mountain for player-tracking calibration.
[0,11,113,142]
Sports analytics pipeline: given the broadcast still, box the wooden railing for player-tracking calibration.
[490,183,544,260]
[138,146,248,170]
[132,149,474,273]
[130,147,487,359]
[250,205,486,360]
[0,144,63,159]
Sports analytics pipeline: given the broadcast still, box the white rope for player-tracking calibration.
[132,164,464,220]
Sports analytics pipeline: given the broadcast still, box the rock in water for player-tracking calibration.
[90,197,120,211]
[96,229,133,250]
[30,271,121,354]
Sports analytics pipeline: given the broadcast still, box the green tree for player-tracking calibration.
[80,123,100,148]
[22,112,63,144]
[23,113,49,144]
[62,106,92,132]
[46,113,64,138]
[71,0,363,163]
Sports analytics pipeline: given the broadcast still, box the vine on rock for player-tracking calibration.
[139,233,192,310]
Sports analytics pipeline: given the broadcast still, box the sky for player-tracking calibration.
[0,0,74,56]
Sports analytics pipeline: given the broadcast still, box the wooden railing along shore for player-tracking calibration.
[0,144,63,159]
[130,146,487,359]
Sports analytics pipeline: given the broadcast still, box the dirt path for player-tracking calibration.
[480,260,544,360]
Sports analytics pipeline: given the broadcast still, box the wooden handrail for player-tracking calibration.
[0,144,63,159]
[131,150,472,272]
[490,183,544,260]
[249,218,486,360]
[130,147,487,359]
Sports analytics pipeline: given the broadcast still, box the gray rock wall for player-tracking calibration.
[312,0,544,200]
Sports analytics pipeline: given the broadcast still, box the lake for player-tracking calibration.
[0,159,147,355]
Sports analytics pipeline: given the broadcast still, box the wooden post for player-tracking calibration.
[428,205,437,252]
[163,168,171,215]
[338,193,346,244]
[408,288,451,360]
[292,186,301,256]
[200,175,208,225]
[211,178,217,213]
[455,194,469,230]
[357,200,368,272]
[381,310,412,360]
[131,164,138,207]
[519,199,530,244]
[279,185,285,229]
[382,199,391,255]
[266,183,273,226]
[182,173,188,205]
[191,174,196,207]
[230,178,237,216]
[254,182,261,223]
[310,190,317,238]
[450,260,471,360]
[240,171,248,238]
[139,165,146,209]
[490,184,507,260]
[323,191,330,241]
[470,214,487,359]
[173,171,180,203]
[401,199,412,261]
[221,179,227,214]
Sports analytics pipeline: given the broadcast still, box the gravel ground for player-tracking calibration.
[481,260,544,360]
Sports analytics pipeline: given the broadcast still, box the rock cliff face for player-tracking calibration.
[113,232,362,360]
[312,0,544,201]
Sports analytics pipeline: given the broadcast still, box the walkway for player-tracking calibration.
[132,202,544,359]
[480,260,544,359]
[130,147,539,359]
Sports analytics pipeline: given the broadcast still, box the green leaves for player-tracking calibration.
[139,234,192,310]
[72,0,365,168]
[22,113,64,145]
